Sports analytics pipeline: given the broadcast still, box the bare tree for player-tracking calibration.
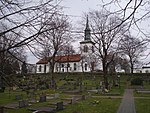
[118,34,147,73]
[36,15,72,88]
[0,0,62,54]
[0,25,26,75]
[57,45,75,72]
[88,9,126,89]
[99,0,150,35]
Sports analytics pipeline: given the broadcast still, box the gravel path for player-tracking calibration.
[117,89,136,113]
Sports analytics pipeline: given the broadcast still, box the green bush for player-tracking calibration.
[131,78,143,85]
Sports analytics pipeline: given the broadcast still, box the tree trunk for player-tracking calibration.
[131,63,134,74]
[102,60,109,90]
[50,57,56,89]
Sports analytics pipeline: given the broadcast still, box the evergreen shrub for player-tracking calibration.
[131,77,143,85]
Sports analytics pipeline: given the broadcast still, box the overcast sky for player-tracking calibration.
[28,0,102,64]
[28,0,150,66]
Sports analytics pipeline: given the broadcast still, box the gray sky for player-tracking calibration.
[28,0,150,66]
[28,0,102,64]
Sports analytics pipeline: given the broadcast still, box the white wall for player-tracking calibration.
[36,61,93,73]
[142,68,150,73]
[36,64,49,73]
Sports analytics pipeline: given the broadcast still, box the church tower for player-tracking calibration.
[84,16,91,41]
[80,16,95,72]
[80,16,95,56]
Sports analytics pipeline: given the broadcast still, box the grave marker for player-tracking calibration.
[19,100,28,108]
[56,102,63,110]
[0,106,4,113]
[15,95,22,100]
[39,95,46,102]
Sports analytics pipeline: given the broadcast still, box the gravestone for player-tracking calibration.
[71,97,76,104]
[15,95,22,100]
[81,95,86,100]
[39,95,46,102]
[19,100,28,108]
[54,93,59,98]
[56,102,63,110]
[0,76,5,93]
[0,106,4,113]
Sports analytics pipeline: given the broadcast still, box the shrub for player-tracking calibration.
[0,87,5,93]
[131,78,143,85]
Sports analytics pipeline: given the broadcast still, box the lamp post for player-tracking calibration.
[118,75,120,88]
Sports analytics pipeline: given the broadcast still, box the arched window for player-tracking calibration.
[83,45,88,52]
[39,65,42,72]
[74,63,76,71]
[85,64,87,71]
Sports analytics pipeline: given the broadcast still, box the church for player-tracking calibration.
[36,17,98,73]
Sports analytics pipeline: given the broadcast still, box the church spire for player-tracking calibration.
[84,15,91,41]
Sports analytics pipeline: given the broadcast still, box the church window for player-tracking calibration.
[74,63,77,71]
[44,65,46,73]
[92,46,95,53]
[62,68,64,72]
[67,63,70,67]
[62,64,64,67]
[145,70,149,73]
[83,45,88,52]
[85,64,87,71]
[39,65,42,72]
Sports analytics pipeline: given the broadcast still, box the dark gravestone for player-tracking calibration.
[0,76,2,89]
[39,95,46,102]
[0,106,4,113]
[81,95,86,100]
[19,100,28,108]
[0,76,5,93]
[56,102,63,110]
[15,95,22,100]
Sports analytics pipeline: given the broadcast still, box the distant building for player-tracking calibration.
[36,17,97,73]
[133,66,150,73]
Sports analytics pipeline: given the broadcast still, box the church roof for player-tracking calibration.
[36,57,50,64]
[36,54,81,64]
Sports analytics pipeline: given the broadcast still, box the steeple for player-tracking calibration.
[84,15,91,41]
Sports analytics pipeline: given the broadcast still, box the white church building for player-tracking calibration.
[36,17,97,73]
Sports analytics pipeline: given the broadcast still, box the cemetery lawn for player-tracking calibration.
[135,99,150,113]
[58,98,121,113]
[134,92,150,97]
[0,90,27,105]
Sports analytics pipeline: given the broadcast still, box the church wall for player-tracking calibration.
[36,64,49,73]
[54,62,83,72]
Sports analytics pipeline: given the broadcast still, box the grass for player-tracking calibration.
[1,74,149,113]
[134,91,150,97]
[134,81,150,97]
[135,99,150,113]
[0,90,27,105]
[58,98,121,113]
[1,92,121,113]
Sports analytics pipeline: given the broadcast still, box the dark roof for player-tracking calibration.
[142,66,150,69]
[80,40,95,45]
[36,54,81,64]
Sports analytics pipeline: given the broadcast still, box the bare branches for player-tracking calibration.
[118,33,147,73]
[0,0,62,54]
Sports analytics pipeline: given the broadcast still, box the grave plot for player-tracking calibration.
[28,101,64,113]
